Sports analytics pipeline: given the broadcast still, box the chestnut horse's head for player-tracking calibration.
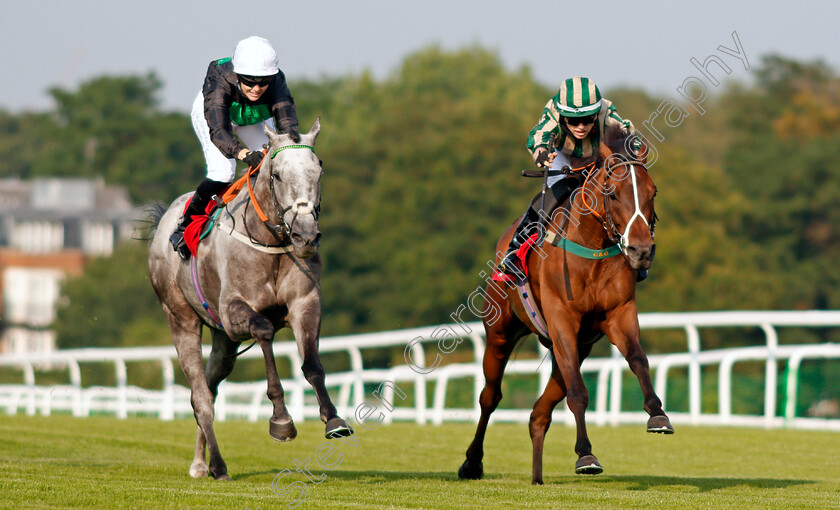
[596,139,658,271]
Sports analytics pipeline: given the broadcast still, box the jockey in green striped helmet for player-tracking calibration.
[499,76,648,281]
[555,76,602,118]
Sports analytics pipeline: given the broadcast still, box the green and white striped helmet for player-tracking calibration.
[554,76,602,118]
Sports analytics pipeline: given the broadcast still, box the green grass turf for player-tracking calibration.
[0,414,837,509]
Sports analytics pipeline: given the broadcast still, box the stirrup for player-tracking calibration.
[174,239,190,260]
[169,226,190,260]
[499,251,523,277]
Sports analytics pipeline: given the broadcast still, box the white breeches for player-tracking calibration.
[547,150,572,188]
[190,91,277,183]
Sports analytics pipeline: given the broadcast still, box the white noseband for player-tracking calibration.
[620,165,650,254]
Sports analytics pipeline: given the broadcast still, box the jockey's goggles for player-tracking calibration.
[565,115,596,126]
[238,74,273,87]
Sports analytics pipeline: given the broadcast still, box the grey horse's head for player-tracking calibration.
[263,118,322,258]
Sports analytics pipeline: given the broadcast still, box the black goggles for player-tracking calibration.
[565,115,596,126]
[237,74,273,87]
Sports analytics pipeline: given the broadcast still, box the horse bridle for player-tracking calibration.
[245,144,321,245]
[583,158,657,254]
[268,171,320,239]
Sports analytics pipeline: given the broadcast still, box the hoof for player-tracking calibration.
[211,472,231,481]
[270,419,298,442]
[458,459,483,480]
[647,415,675,434]
[575,455,603,475]
[531,478,544,485]
[189,462,208,479]
[325,417,353,438]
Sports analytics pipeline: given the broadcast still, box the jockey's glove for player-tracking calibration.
[243,151,264,168]
[535,150,551,168]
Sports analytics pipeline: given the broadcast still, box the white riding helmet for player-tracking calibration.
[232,36,279,77]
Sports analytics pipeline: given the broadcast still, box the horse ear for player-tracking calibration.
[264,123,282,144]
[637,140,649,165]
[310,116,321,141]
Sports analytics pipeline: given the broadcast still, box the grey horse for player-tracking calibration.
[148,118,351,480]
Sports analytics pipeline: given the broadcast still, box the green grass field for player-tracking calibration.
[0,414,838,509]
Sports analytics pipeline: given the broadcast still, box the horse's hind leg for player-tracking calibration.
[603,309,674,434]
[458,326,520,480]
[191,329,240,477]
[168,316,230,480]
[288,302,351,438]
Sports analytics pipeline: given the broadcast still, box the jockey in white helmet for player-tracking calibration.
[170,36,300,259]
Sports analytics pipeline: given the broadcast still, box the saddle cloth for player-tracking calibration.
[182,197,220,258]
[181,165,260,257]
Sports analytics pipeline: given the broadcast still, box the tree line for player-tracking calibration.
[1,47,837,354]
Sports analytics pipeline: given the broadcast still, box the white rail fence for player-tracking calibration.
[1,311,838,430]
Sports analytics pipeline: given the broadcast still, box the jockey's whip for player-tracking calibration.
[538,134,555,222]
[535,134,556,247]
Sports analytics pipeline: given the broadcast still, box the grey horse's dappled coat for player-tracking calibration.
[148,118,351,480]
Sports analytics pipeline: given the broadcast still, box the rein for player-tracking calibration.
[576,159,654,254]
[254,143,322,290]
[245,144,317,245]
[188,143,323,334]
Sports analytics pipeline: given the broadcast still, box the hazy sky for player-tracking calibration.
[4,1,838,113]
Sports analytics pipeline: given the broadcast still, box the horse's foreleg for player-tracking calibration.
[227,299,296,441]
[288,303,351,439]
[550,322,602,475]
[168,316,229,480]
[530,357,566,485]
[256,335,298,441]
[458,328,518,480]
[603,311,674,434]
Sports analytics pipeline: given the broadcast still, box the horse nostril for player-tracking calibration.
[626,245,639,255]
[291,233,304,244]
[313,233,322,246]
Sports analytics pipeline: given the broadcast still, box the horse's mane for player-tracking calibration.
[598,135,634,163]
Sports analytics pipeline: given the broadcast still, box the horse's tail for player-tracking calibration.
[135,202,168,242]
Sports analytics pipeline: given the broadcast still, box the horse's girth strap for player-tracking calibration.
[190,256,223,327]
[517,280,550,339]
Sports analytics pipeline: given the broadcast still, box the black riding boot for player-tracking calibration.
[169,178,228,260]
[499,179,573,275]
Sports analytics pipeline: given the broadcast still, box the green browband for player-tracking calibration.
[545,231,622,259]
[270,144,314,159]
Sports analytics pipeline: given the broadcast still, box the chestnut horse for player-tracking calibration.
[458,141,673,484]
